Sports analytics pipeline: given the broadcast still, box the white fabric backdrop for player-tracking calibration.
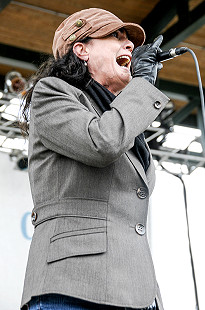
[0,152,204,310]
[149,169,205,310]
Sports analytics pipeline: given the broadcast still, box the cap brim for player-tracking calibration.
[89,22,145,48]
[123,23,145,47]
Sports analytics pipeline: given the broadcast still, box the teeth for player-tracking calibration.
[116,55,130,67]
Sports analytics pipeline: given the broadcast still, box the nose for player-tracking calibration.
[123,39,134,52]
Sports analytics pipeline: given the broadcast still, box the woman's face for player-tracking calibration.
[85,29,134,95]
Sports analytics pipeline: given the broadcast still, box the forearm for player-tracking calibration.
[31,77,170,167]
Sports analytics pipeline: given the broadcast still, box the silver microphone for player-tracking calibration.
[156,47,188,62]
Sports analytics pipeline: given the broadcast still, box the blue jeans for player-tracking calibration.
[26,294,157,310]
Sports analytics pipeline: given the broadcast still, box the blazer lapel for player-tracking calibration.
[125,150,148,187]
[144,145,156,194]
[83,90,103,117]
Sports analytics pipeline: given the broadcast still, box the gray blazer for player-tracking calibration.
[21,77,169,309]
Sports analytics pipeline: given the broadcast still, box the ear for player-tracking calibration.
[73,42,89,61]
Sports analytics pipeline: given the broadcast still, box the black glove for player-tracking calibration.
[131,35,163,85]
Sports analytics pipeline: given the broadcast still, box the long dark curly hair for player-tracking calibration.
[20,38,92,135]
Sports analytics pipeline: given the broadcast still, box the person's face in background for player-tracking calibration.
[74,29,134,95]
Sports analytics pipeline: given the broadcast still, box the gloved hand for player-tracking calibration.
[131,35,163,85]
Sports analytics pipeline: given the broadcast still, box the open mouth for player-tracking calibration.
[116,55,131,67]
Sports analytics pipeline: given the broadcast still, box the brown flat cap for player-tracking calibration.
[52,8,145,59]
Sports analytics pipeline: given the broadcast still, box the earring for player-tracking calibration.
[84,60,87,66]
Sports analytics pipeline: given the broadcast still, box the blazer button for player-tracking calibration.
[136,187,148,199]
[153,101,162,109]
[31,211,37,223]
[135,223,146,235]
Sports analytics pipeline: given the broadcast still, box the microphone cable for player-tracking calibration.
[159,47,205,134]
[158,48,204,310]
[186,48,205,136]
[160,165,200,310]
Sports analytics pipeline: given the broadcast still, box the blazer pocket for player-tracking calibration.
[47,217,107,263]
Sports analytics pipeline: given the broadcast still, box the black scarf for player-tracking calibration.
[85,80,150,172]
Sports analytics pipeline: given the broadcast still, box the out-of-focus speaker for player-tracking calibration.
[4,71,27,94]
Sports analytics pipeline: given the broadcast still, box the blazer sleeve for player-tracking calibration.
[31,76,170,167]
